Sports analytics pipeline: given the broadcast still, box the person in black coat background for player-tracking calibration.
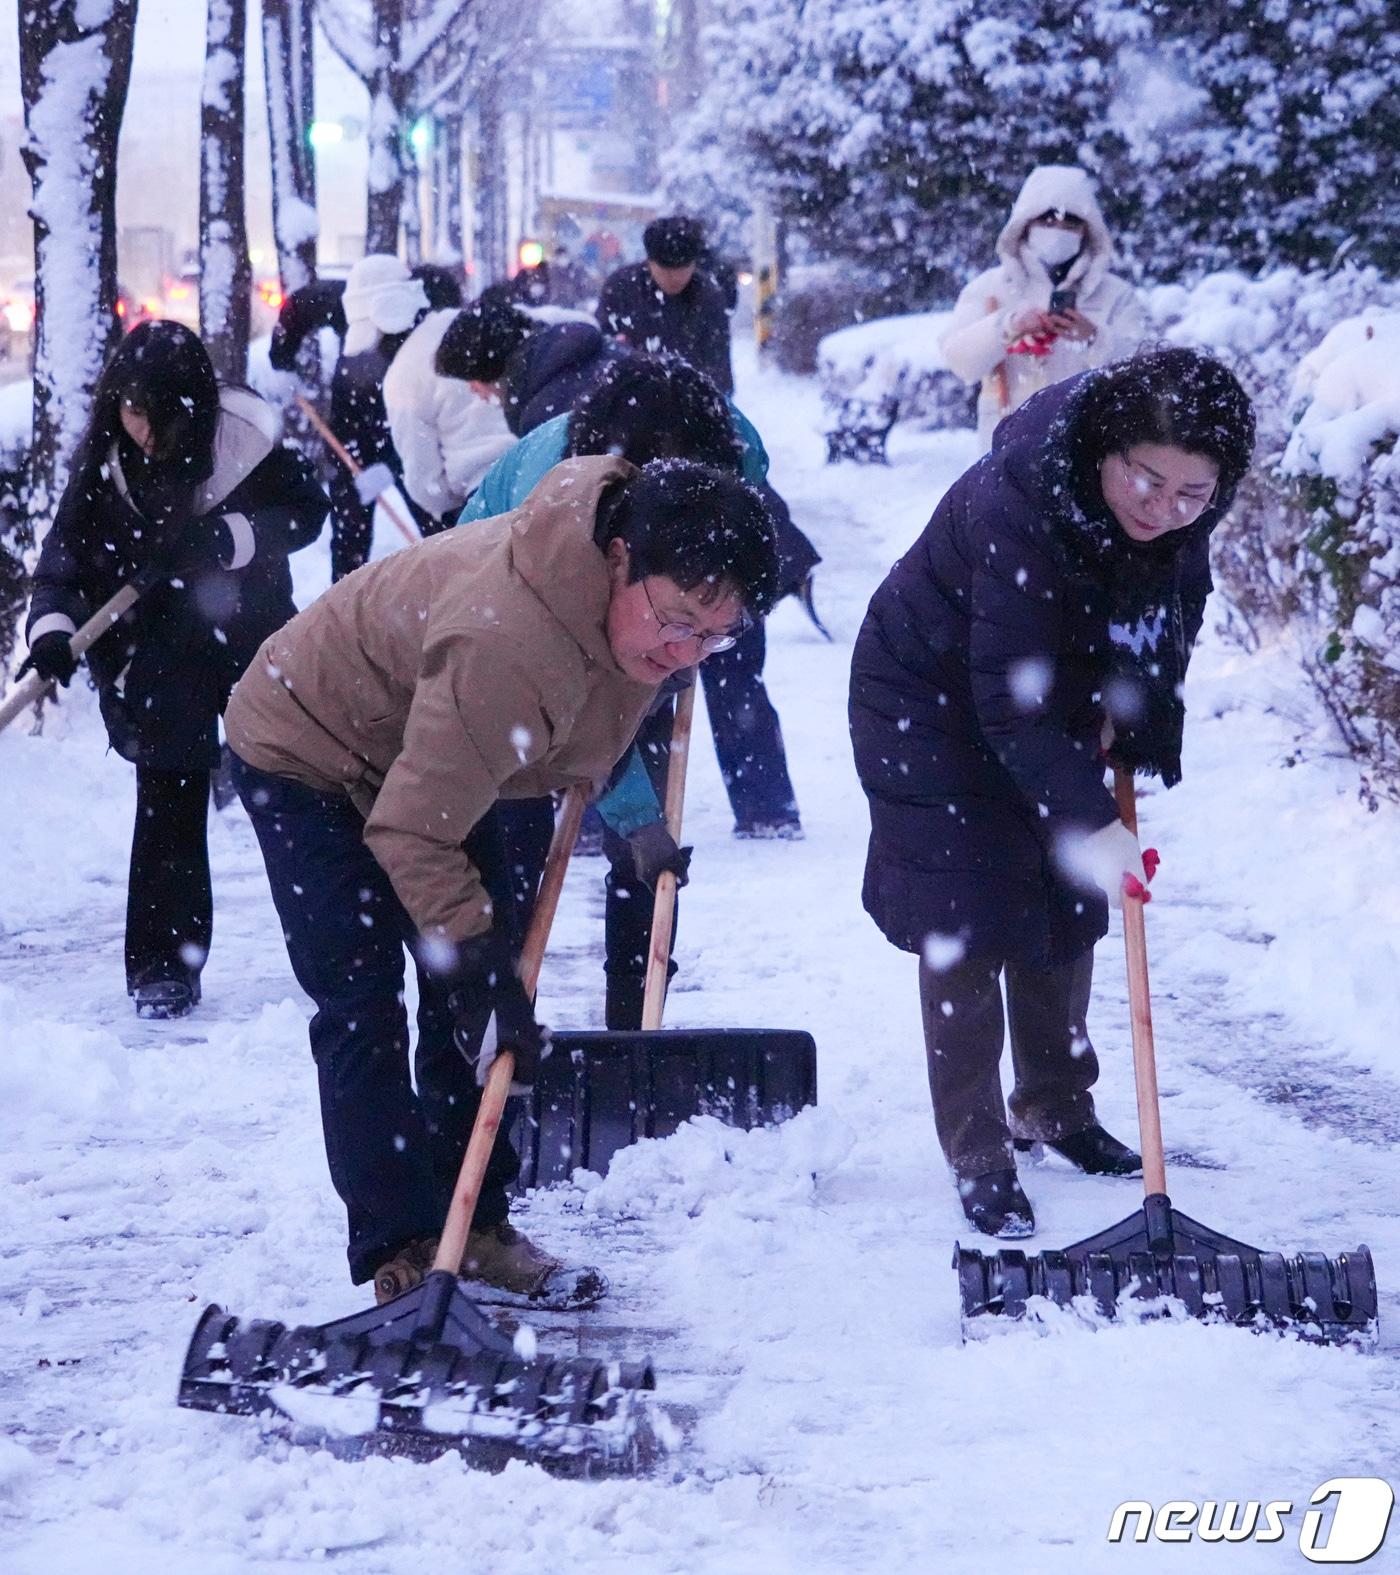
[269,260,463,579]
[22,321,327,1018]
[597,215,734,395]
[325,256,438,578]
[849,348,1254,1237]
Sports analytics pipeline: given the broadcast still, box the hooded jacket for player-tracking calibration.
[501,322,628,438]
[224,455,658,945]
[27,386,326,769]
[941,166,1147,448]
[382,309,516,520]
[849,371,1218,967]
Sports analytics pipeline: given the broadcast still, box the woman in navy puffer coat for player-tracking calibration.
[849,348,1253,1237]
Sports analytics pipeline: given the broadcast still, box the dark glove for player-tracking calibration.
[621,820,692,891]
[17,630,77,687]
[446,932,549,1091]
[164,513,254,581]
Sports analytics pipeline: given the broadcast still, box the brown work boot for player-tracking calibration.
[372,1235,438,1305]
[460,1221,562,1299]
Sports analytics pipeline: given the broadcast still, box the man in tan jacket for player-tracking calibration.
[225,455,777,1303]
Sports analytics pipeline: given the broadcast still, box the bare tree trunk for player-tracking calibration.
[439,111,464,263]
[200,0,252,382]
[262,0,318,292]
[473,77,508,285]
[401,120,423,265]
[19,0,137,536]
[366,0,406,253]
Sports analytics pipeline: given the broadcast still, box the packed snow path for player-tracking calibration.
[4,350,1400,1572]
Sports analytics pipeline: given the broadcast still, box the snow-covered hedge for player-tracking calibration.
[1147,269,1400,797]
[816,311,966,444]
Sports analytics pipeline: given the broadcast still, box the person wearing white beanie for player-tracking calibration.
[341,255,430,356]
[325,256,436,578]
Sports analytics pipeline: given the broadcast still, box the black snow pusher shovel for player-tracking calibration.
[955,769,1378,1347]
[508,683,818,1189]
[179,787,657,1470]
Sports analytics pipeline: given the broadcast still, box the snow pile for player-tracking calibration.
[576,1106,856,1223]
[816,311,966,438]
[0,984,133,1132]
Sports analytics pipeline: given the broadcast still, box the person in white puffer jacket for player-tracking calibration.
[382,299,530,522]
[941,165,1147,449]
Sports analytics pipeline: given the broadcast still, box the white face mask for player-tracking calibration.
[1024,224,1083,267]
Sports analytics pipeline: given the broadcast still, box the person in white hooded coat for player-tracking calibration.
[383,304,523,522]
[941,165,1147,449]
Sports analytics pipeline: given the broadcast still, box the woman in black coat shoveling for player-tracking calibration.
[849,347,1254,1238]
[21,321,327,1019]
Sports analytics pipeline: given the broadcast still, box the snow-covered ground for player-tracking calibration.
[4,346,1400,1572]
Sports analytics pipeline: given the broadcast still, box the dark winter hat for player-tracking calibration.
[412,262,465,312]
[565,351,742,472]
[434,297,534,383]
[643,216,704,268]
[600,459,779,616]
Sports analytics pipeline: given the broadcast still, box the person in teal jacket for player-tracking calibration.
[459,352,781,1027]
[460,391,770,523]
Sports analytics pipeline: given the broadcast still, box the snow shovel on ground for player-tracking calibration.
[0,581,144,736]
[178,785,657,1471]
[508,682,818,1189]
[954,768,1378,1347]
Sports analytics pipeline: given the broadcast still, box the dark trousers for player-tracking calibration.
[919,948,1099,1179]
[328,467,440,582]
[600,701,678,1029]
[699,619,800,830]
[498,703,680,1032]
[232,755,520,1283]
[126,766,212,993]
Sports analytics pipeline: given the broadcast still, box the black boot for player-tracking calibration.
[958,1169,1035,1239]
[133,975,200,1020]
[1015,1122,1142,1177]
[605,973,645,1032]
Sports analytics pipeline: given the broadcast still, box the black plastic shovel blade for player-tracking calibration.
[508,1027,817,1189]
[178,1270,656,1470]
[955,1194,1378,1348]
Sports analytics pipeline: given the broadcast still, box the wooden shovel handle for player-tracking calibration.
[0,582,143,737]
[433,784,587,1275]
[641,680,697,1031]
[294,393,421,548]
[1114,768,1168,1197]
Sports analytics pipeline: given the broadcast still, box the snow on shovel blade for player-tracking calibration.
[177,1270,657,1472]
[510,1027,818,1188]
[954,1195,1378,1349]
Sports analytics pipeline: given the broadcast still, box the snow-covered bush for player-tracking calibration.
[1278,314,1400,791]
[816,312,967,452]
[1148,270,1400,795]
[671,0,1400,308]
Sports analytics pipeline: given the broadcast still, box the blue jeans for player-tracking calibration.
[699,619,800,830]
[231,754,520,1283]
